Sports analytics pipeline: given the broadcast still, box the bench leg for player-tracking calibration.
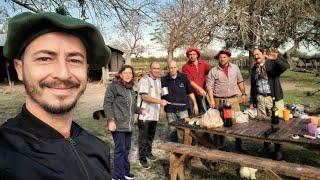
[183,129,192,145]
[169,152,185,180]
[264,169,282,180]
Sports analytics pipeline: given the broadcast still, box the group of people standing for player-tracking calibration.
[104,46,289,179]
[0,11,289,180]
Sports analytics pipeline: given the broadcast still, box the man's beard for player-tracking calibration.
[24,78,86,114]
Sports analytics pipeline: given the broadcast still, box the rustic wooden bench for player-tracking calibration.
[157,142,320,180]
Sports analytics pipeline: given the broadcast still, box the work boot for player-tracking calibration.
[125,173,135,180]
[273,144,283,160]
[139,158,150,169]
[146,153,157,161]
[235,138,247,153]
[257,142,272,154]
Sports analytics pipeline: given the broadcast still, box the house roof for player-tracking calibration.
[107,45,124,55]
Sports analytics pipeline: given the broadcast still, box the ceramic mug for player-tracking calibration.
[161,87,169,96]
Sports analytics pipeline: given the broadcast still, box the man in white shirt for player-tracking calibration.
[137,62,168,169]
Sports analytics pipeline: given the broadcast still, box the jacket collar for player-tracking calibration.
[217,62,232,70]
[187,59,204,65]
[164,71,183,80]
[20,104,80,139]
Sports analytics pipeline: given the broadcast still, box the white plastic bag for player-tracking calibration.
[234,111,249,123]
[200,108,223,129]
[243,108,257,119]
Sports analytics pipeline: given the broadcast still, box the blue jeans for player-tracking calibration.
[112,132,132,179]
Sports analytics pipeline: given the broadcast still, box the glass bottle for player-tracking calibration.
[271,97,279,124]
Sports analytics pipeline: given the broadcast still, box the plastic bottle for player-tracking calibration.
[223,101,233,127]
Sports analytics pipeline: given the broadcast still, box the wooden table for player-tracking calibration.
[160,118,320,180]
[171,118,320,150]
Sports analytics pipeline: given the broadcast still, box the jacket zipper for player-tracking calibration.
[128,89,133,131]
[67,137,89,180]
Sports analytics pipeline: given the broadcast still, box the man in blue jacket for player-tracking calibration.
[0,12,112,179]
[161,60,198,142]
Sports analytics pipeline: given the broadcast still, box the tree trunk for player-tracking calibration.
[285,41,298,70]
[125,54,132,65]
[248,51,254,80]
[167,48,174,62]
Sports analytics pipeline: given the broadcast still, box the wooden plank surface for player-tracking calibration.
[171,118,320,148]
[158,142,320,180]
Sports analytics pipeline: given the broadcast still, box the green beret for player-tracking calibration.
[3,12,111,70]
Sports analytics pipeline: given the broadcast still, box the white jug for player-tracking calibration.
[315,127,320,139]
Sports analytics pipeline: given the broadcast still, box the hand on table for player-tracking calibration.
[209,100,216,109]
[193,104,199,115]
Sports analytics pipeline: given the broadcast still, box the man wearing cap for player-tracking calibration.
[0,12,112,179]
[182,47,211,114]
[250,47,289,160]
[206,50,247,152]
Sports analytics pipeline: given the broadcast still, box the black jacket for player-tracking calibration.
[0,105,111,180]
[250,58,289,105]
[103,78,139,132]
[161,72,193,113]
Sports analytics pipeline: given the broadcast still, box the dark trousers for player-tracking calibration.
[188,95,209,117]
[264,142,282,151]
[138,120,157,161]
[196,95,209,114]
[112,132,132,179]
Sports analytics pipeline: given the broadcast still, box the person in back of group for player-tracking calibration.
[137,62,168,169]
[104,65,144,180]
[0,12,112,179]
[206,50,247,152]
[182,46,211,114]
[250,47,289,160]
[161,60,199,143]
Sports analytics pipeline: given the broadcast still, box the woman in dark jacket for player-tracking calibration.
[104,65,142,180]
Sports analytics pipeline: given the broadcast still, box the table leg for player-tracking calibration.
[183,129,192,145]
[169,152,186,180]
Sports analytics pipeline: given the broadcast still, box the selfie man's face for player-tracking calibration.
[14,32,88,114]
